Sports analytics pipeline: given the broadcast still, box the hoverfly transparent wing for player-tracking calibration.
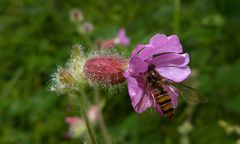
[135,83,149,111]
[166,82,208,104]
[135,81,156,112]
[176,83,208,104]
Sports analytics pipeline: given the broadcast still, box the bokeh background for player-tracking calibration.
[1,0,240,143]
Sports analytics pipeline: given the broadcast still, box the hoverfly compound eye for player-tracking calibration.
[148,64,155,70]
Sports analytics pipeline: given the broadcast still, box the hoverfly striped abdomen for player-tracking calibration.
[144,67,174,119]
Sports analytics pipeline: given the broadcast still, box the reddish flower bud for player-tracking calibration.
[98,39,115,49]
[83,56,127,85]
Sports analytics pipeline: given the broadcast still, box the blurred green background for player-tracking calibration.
[1,0,240,143]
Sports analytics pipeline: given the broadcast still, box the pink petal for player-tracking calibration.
[139,34,183,59]
[131,44,145,57]
[117,28,130,46]
[149,34,168,45]
[155,66,191,83]
[148,53,190,67]
[65,117,82,124]
[162,85,179,108]
[154,103,164,116]
[129,55,148,73]
[87,106,99,123]
[124,71,154,113]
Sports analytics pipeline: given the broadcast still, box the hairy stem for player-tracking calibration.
[82,35,95,51]
[77,90,97,144]
[94,88,112,144]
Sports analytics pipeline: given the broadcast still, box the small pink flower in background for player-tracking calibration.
[65,117,85,138]
[98,39,115,49]
[88,105,99,122]
[78,22,94,34]
[124,34,191,115]
[99,28,130,49]
[65,106,99,138]
[65,117,82,124]
[69,8,84,23]
[114,28,130,46]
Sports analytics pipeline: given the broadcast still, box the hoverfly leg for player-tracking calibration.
[149,89,157,108]
[135,84,148,111]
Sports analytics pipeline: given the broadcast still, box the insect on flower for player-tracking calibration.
[124,34,208,118]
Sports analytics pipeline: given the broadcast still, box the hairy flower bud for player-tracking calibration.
[83,56,127,85]
[59,69,75,85]
[78,22,94,34]
[69,8,84,23]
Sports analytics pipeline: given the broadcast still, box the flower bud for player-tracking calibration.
[83,56,127,85]
[69,8,84,23]
[98,39,115,49]
[78,22,94,34]
[59,69,75,85]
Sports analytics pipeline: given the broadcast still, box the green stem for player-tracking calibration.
[97,109,112,144]
[77,90,97,144]
[173,0,181,35]
[94,88,112,144]
[83,35,95,51]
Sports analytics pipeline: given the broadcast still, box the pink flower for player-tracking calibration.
[98,28,130,49]
[124,34,191,115]
[65,106,99,138]
[114,28,130,46]
[65,117,82,124]
[88,105,99,122]
[65,117,85,138]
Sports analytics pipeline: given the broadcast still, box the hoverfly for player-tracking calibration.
[135,62,208,119]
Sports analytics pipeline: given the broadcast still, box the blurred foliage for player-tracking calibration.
[0,0,240,143]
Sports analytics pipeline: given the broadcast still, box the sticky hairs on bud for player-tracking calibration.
[83,56,127,85]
